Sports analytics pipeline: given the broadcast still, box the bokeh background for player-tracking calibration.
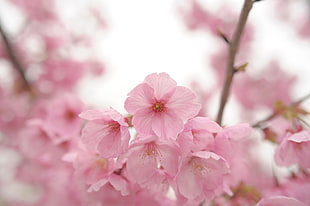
[0,0,310,204]
[1,0,309,119]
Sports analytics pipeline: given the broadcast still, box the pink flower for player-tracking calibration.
[18,120,68,166]
[214,123,257,187]
[268,176,310,205]
[177,117,222,155]
[79,108,130,158]
[43,94,84,144]
[256,196,307,206]
[176,151,230,201]
[214,123,253,163]
[233,61,296,110]
[38,59,85,94]
[71,150,118,192]
[275,130,310,169]
[124,73,200,139]
[10,0,58,22]
[298,16,310,38]
[125,135,180,186]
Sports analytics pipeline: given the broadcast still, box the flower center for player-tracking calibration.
[190,158,209,175]
[141,142,162,160]
[94,158,108,171]
[152,102,165,113]
[65,110,76,121]
[108,121,120,132]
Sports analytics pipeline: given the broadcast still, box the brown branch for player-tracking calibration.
[216,0,254,125]
[252,92,310,128]
[0,21,32,92]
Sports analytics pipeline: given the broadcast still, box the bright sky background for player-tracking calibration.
[71,0,310,123]
[0,0,309,123]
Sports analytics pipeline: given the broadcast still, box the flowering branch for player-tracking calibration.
[252,92,310,128]
[216,0,254,125]
[0,21,32,92]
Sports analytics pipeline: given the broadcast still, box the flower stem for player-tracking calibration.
[216,0,254,125]
[252,92,310,128]
[0,21,32,92]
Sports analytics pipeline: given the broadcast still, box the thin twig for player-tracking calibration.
[218,29,231,44]
[216,0,254,125]
[252,92,310,128]
[0,21,32,92]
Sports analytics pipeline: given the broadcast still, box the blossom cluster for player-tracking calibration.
[65,73,309,206]
[0,0,310,206]
[64,72,242,205]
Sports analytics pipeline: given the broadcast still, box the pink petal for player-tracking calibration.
[120,126,131,147]
[79,108,124,122]
[296,142,310,168]
[166,86,201,120]
[275,137,299,167]
[157,141,180,177]
[109,173,129,196]
[220,123,252,140]
[152,110,184,139]
[132,108,155,135]
[126,146,157,184]
[188,117,222,133]
[124,83,154,114]
[97,131,123,158]
[193,151,230,173]
[177,162,202,199]
[275,131,310,168]
[81,122,110,152]
[144,72,177,100]
[88,179,108,192]
[79,109,105,120]
[288,131,310,143]
[256,196,306,206]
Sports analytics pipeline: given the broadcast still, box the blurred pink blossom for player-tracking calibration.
[256,196,306,206]
[79,108,130,158]
[176,151,230,201]
[275,130,310,169]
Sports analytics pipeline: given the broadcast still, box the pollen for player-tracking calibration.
[65,110,76,121]
[94,158,108,171]
[108,121,120,132]
[190,158,209,175]
[141,142,162,161]
[152,102,166,113]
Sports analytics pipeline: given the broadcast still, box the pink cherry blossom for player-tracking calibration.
[79,108,130,158]
[256,196,307,206]
[217,123,252,141]
[71,149,118,192]
[275,130,310,169]
[298,16,310,38]
[42,94,84,144]
[125,135,180,186]
[10,0,58,22]
[18,120,67,166]
[265,176,310,205]
[213,123,253,163]
[2,0,310,203]
[177,117,222,155]
[37,59,86,94]
[214,123,263,187]
[176,151,230,201]
[124,72,200,139]
[180,0,255,44]
[0,91,30,138]
[233,61,296,110]
[179,0,222,33]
